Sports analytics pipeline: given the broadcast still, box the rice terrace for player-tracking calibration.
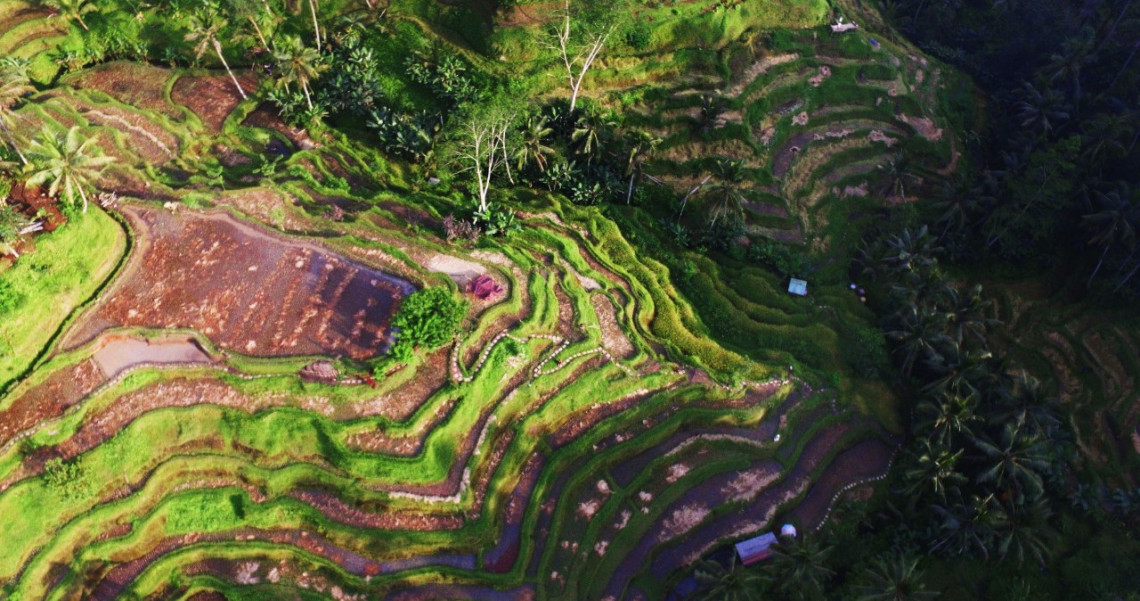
[0,0,1138,600]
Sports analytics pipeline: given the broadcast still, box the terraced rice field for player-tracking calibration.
[609,29,961,251]
[0,10,924,600]
[989,282,1140,475]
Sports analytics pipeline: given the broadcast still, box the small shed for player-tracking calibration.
[735,532,778,565]
[788,278,808,296]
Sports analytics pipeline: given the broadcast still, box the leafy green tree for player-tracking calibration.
[691,560,764,601]
[185,8,247,99]
[273,35,327,110]
[40,0,97,31]
[25,126,115,213]
[389,287,467,358]
[0,58,34,165]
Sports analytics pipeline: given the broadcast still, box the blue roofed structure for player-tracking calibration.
[735,532,778,565]
[788,278,808,296]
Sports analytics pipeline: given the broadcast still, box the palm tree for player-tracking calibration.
[1015,81,1070,137]
[885,304,951,376]
[974,423,1051,502]
[622,129,660,204]
[930,493,1000,559]
[570,110,613,164]
[706,158,748,232]
[922,347,994,396]
[991,373,1061,439]
[855,555,938,601]
[991,495,1057,566]
[1081,111,1134,162]
[25,126,115,213]
[0,58,34,165]
[940,284,998,345]
[1046,33,1095,102]
[40,0,97,31]
[768,534,834,600]
[878,153,918,201]
[916,389,981,448]
[512,114,556,173]
[903,439,967,501]
[273,35,326,110]
[225,0,273,53]
[691,559,764,601]
[185,9,247,99]
[882,225,943,279]
[1081,181,1138,287]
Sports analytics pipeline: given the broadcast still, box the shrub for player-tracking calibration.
[840,321,890,378]
[389,287,468,357]
[0,280,23,317]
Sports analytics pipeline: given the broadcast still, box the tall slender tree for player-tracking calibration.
[185,9,248,99]
[273,35,326,110]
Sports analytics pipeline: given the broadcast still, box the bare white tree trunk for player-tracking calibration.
[554,0,611,114]
[214,39,248,99]
[456,113,513,213]
[249,16,269,53]
[308,0,322,51]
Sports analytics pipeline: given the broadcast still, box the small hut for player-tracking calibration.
[735,532,778,565]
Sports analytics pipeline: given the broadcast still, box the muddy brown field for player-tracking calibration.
[64,205,415,359]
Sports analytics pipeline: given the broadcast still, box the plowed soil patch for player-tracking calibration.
[65,62,183,121]
[172,73,257,130]
[0,359,102,447]
[64,206,413,359]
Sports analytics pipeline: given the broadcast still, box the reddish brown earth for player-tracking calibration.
[64,205,414,359]
[0,359,102,448]
[171,72,259,131]
[65,62,183,121]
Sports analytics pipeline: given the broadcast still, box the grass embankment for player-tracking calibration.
[0,208,126,394]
